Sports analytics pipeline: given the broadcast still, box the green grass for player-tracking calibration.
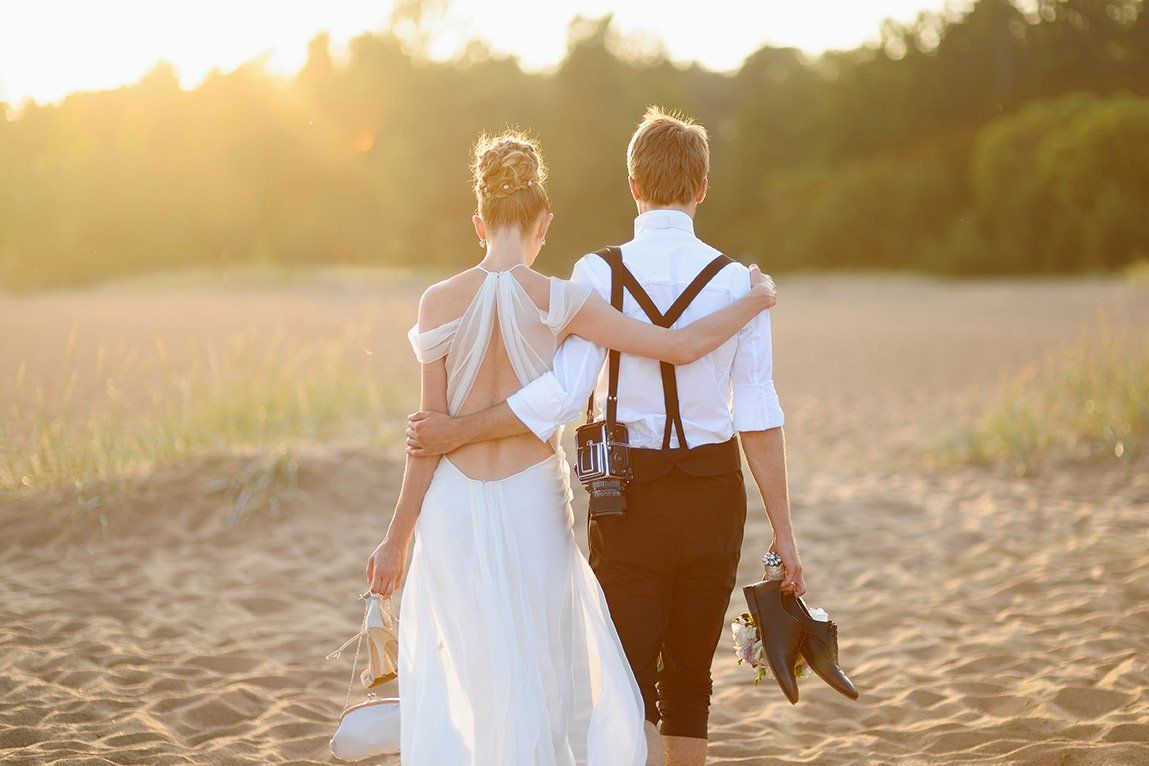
[0,319,418,498]
[950,324,1149,476]
[1125,258,1149,285]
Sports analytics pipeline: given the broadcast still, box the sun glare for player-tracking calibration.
[0,0,954,107]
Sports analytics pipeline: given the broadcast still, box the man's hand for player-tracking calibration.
[770,533,806,597]
[406,410,464,457]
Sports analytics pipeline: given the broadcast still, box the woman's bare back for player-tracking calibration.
[413,265,573,481]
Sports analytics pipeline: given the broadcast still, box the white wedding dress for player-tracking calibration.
[402,265,647,766]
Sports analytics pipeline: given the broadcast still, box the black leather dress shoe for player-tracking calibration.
[783,594,859,701]
[742,578,802,704]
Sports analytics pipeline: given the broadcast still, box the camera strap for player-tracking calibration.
[583,247,627,431]
[584,246,734,450]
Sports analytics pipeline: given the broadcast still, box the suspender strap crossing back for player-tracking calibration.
[587,246,734,450]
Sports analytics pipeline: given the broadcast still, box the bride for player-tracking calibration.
[365,131,776,765]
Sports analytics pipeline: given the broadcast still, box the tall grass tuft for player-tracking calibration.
[951,324,1149,476]
[1125,258,1149,285]
[0,315,419,497]
[200,449,304,528]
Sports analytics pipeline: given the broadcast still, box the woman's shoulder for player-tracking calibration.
[510,266,552,308]
[417,270,484,330]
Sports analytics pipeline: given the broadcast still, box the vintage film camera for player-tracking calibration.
[574,417,633,519]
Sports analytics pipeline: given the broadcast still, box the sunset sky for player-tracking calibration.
[0,1,962,106]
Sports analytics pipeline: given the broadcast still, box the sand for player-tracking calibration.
[2,274,1147,765]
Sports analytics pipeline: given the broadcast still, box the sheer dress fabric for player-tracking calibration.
[401,266,647,765]
[408,267,594,418]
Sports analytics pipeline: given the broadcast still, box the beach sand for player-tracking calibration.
[2,275,1147,765]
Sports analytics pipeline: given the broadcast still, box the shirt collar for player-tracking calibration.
[633,209,695,238]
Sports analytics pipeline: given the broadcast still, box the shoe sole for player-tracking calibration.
[743,584,800,705]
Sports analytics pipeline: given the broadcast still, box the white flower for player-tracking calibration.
[731,621,754,648]
[731,615,763,667]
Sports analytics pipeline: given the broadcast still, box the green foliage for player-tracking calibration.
[1,0,1148,288]
[750,141,971,272]
[972,92,1149,272]
[950,325,1149,475]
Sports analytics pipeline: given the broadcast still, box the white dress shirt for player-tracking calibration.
[507,209,784,449]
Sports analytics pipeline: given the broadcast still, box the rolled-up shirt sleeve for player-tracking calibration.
[507,255,609,441]
[730,269,784,431]
[507,335,606,441]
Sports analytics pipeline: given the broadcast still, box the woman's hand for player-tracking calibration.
[769,533,806,597]
[748,265,777,311]
[366,538,409,597]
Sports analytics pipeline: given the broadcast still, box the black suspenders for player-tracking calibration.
[587,246,734,451]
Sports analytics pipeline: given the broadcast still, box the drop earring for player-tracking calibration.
[540,238,546,246]
[479,239,486,247]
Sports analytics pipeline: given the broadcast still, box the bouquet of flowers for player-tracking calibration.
[730,612,810,685]
[732,552,831,686]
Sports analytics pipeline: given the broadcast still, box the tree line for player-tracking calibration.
[1,0,1147,289]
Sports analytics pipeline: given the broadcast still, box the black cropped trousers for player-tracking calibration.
[588,464,747,740]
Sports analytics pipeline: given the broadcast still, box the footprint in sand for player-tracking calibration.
[1051,686,1134,719]
[962,693,1037,718]
[0,726,44,750]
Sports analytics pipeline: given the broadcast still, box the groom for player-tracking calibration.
[406,107,804,766]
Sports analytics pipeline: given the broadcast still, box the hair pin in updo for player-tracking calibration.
[478,174,539,199]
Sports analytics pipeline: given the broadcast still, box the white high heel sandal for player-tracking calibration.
[325,591,401,761]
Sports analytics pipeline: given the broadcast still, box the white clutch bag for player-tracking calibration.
[326,591,401,761]
[331,696,400,761]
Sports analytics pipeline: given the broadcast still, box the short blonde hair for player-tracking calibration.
[626,106,710,206]
[471,131,550,232]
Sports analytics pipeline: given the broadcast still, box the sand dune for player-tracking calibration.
[2,275,1147,765]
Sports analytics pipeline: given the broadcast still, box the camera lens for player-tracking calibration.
[588,478,627,519]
